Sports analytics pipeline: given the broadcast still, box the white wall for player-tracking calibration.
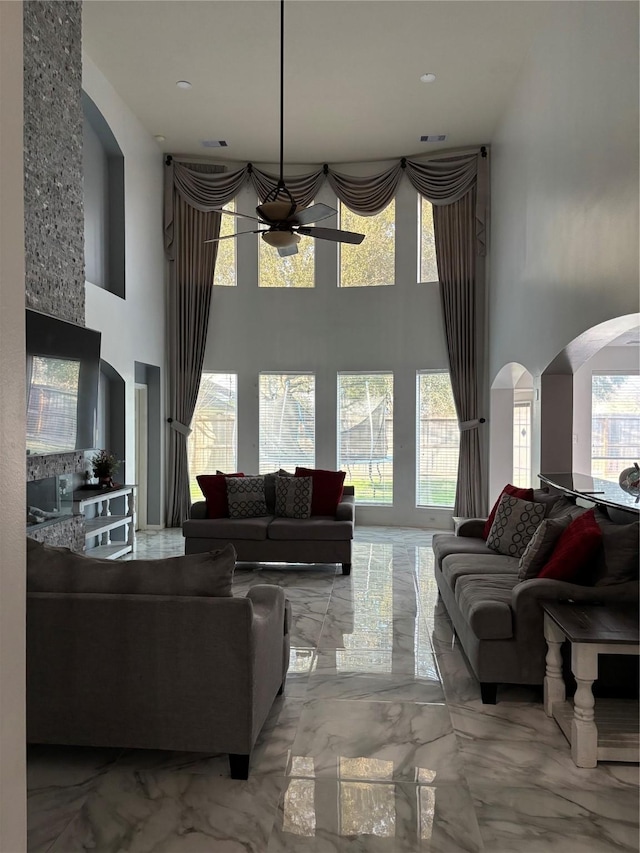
[0,3,27,848]
[489,1,639,381]
[573,345,640,473]
[203,173,454,527]
[82,55,166,517]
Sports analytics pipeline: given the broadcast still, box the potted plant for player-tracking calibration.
[91,450,120,488]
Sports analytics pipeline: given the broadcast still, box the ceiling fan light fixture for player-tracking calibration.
[261,231,300,249]
[259,199,297,222]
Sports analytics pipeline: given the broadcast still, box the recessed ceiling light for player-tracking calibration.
[176,80,192,89]
[154,135,166,143]
[420,73,437,83]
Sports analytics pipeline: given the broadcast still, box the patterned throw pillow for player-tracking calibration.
[487,494,545,558]
[226,476,268,519]
[482,484,534,539]
[275,475,312,519]
[517,517,571,580]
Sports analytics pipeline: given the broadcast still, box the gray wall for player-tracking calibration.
[23,1,85,325]
[489,1,639,381]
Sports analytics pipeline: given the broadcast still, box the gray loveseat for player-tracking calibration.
[26,539,291,779]
[183,485,355,575]
[433,494,639,703]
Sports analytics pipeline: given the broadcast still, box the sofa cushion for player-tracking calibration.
[517,516,572,580]
[454,573,519,640]
[226,476,269,518]
[295,467,345,516]
[182,516,273,541]
[275,475,312,519]
[432,533,493,568]
[441,553,520,593]
[537,509,602,581]
[483,484,534,539]
[197,473,244,518]
[487,495,545,558]
[592,508,639,587]
[26,537,236,597]
[267,517,354,541]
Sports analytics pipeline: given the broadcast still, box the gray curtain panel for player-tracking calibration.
[433,186,485,517]
[165,161,224,526]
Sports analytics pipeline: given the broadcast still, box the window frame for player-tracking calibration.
[415,369,460,509]
[337,371,394,506]
[258,371,316,473]
[337,200,396,289]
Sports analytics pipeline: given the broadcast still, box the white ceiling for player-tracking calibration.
[83,0,550,165]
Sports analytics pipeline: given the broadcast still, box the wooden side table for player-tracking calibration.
[542,602,639,768]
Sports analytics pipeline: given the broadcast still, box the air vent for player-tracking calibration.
[420,135,447,143]
[201,140,228,148]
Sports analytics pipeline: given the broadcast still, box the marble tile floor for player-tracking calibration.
[27,526,639,852]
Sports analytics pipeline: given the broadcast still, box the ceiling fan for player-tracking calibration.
[205,0,364,258]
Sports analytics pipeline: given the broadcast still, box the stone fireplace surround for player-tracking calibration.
[23,2,86,551]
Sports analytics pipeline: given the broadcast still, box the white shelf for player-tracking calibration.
[85,516,130,538]
[74,486,136,561]
[89,543,133,561]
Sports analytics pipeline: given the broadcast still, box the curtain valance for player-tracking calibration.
[166,147,488,256]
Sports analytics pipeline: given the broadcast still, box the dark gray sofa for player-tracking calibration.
[26,539,291,779]
[183,485,355,574]
[433,499,639,703]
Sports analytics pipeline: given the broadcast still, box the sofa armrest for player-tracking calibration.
[189,501,207,520]
[512,577,639,648]
[336,493,355,523]
[456,518,487,538]
[513,577,640,611]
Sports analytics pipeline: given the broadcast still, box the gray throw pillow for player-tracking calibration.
[275,475,312,519]
[226,475,269,518]
[263,469,293,513]
[547,497,587,521]
[26,537,236,597]
[592,508,639,586]
[487,494,546,558]
[517,517,571,580]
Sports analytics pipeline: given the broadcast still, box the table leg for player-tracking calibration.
[543,614,566,716]
[571,643,598,768]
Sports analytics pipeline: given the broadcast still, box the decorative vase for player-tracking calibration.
[98,475,114,489]
[618,462,640,496]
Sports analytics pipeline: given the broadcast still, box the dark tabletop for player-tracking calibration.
[542,602,639,644]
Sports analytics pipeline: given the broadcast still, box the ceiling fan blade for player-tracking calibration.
[204,229,265,243]
[293,203,337,226]
[297,226,365,245]
[214,208,265,224]
[278,243,299,257]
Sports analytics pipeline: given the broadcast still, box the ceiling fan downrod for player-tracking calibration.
[263,0,296,217]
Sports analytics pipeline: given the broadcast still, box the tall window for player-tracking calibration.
[259,203,314,287]
[513,400,532,487]
[339,201,395,287]
[338,373,393,504]
[419,196,438,283]
[591,373,640,481]
[259,373,315,473]
[416,371,459,507]
[188,373,237,500]
[213,199,236,287]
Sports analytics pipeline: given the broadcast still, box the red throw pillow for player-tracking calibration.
[482,484,534,539]
[537,509,602,582]
[196,473,244,518]
[295,467,346,516]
